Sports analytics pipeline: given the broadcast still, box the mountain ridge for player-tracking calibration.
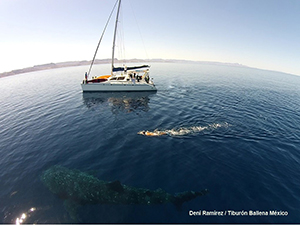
[0,59,246,78]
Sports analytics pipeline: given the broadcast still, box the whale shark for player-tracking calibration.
[41,166,208,220]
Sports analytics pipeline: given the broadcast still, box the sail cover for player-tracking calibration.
[113,65,150,72]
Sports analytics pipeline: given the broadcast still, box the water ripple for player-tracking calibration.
[1,64,300,223]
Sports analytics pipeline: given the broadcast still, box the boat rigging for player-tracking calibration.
[81,0,157,92]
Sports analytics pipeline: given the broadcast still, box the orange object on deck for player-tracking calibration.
[96,75,111,79]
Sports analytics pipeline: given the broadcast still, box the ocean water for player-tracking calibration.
[0,62,300,223]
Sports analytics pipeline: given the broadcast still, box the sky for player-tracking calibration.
[1,0,300,75]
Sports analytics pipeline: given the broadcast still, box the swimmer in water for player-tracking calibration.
[138,123,227,137]
[138,130,167,136]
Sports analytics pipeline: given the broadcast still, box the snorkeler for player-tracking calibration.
[138,130,167,136]
[138,123,227,137]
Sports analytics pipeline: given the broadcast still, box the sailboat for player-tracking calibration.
[81,0,157,92]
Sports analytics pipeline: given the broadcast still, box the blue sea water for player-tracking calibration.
[0,62,300,223]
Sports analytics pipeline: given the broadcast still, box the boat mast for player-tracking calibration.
[111,0,122,74]
[87,0,119,79]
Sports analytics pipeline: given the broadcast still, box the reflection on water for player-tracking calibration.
[82,91,156,114]
[15,207,36,225]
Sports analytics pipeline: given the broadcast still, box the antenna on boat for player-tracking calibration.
[111,0,122,75]
[87,0,119,79]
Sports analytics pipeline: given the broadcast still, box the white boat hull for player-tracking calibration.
[81,82,157,92]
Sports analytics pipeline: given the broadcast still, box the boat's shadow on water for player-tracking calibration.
[82,91,157,114]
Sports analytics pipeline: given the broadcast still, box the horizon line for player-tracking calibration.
[0,58,298,78]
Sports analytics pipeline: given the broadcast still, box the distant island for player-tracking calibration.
[0,59,246,78]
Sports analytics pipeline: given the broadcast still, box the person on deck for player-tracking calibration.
[85,72,88,83]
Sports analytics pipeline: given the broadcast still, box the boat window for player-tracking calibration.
[110,77,117,80]
[117,77,125,80]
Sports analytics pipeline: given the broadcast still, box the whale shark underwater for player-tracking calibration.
[41,166,208,220]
